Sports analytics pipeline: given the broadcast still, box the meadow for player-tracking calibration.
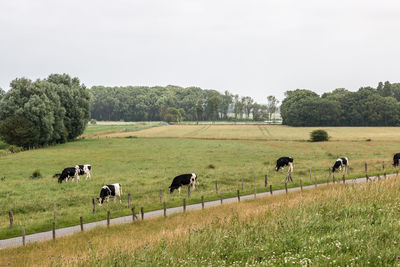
[2,175,400,266]
[0,124,399,240]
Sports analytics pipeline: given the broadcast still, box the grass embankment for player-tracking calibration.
[2,176,400,266]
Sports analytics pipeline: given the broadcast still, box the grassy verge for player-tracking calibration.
[2,175,400,266]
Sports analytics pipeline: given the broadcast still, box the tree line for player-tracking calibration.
[281,81,400,126]
[90,85,278,122]
[0,74,90,148]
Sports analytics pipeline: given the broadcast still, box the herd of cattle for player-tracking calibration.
[54,153,400,206]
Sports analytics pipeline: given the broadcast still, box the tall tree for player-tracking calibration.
[266,95,279,122]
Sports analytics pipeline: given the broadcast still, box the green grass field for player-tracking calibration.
[2,175,400,266]
[0,124,399,240]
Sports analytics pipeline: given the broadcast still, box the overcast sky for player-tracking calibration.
[1,0,399,102]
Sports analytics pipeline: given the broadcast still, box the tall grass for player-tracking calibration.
[2,176,400,266]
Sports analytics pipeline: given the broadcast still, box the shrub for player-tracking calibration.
[8,145,24,153]
[310,129,329,142]
[30,169,42,179]
[90,119,97,125]
[207,164,216,169]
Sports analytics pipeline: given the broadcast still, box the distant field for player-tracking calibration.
[82,121,164,138]
[2,176,400,266]
[105,125,400,141]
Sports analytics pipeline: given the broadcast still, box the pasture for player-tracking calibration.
[0,125,399,240]
[2,176,400,266]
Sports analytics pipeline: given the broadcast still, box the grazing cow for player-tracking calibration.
[57,167,76,183]
[393,153,400,167]
[332,157,349,173]
[275,157,294,172]
[97,184,122,206]
[75,164,92,180]
[169,173,197,194]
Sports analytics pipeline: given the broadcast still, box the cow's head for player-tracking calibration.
[97,197,104,206]
[190,173,197,185]
[58,176,63,183]
[169,186,174,193]
[275,165,280,171]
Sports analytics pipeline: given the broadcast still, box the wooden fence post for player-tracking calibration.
[309,168,312,181]
[315,177,317,188]
[9,211,13,228]
[159,189,162,203]
[285,182,288,194]
[53,204,56,222]
[128,193,131,208]
[269,185,273,195]
[382,161,385,170]
[132,207,137,221]
[300,179,303,191]
[52,222,56,241]
[237,190,240,202]
[333,174,336,183]
[22,227,25,246]
[329,168,331,178]
[342,175,345,184]
[163,202,167,217]
[384,172,387,179]
[265,175,268,187]
[215,181,218,194]
[188,186,191,199]
[80,216,83,231]
[365,162,368,174]
[92,198,96,214]
[107,211,110,227]
[201,196,204,209]
[254,187,257,199]
[140,207,144,220]
[220,193,223,204]
[241,178,244,190]
[183,198,186,213]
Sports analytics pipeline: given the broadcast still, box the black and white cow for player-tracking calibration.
[393,153,400,167]
[275,157,294,172]
[75,164,92,180]
[332,157,349,173]
[97,184,122,206]
[169,173,197,194]
[57,167,76,183]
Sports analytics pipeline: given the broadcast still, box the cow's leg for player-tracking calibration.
[178,186,181,194]
[114,196,116,203]
[119,194,122,204]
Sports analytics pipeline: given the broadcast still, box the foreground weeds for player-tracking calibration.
[2,177,400,266]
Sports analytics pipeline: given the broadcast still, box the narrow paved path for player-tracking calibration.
[0,174,396,249]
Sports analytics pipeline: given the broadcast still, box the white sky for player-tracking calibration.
[1,0,399,102]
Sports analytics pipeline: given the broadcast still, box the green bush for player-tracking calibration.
[90,119,97,125]
[310,129,329,142]
[30,169,42,179]
[8,145,24,153]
